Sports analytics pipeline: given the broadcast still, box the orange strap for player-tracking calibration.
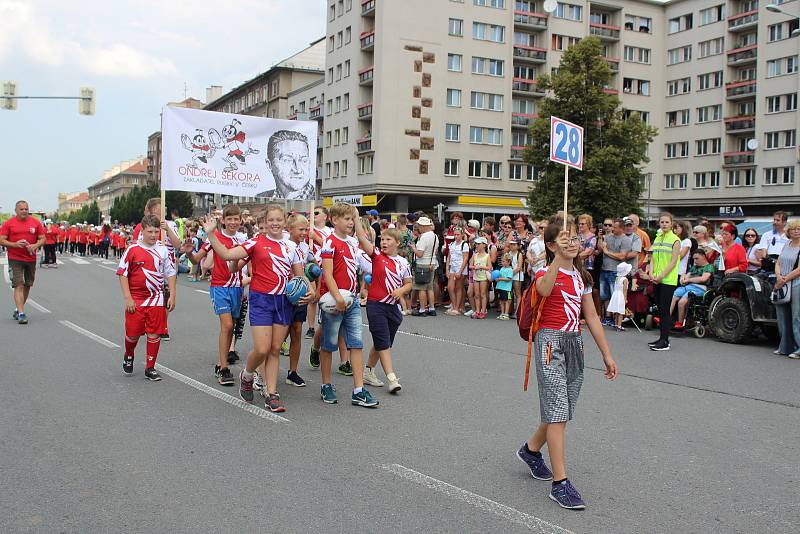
[524,286,546,392]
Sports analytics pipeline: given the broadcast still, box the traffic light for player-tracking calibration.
[79,87,95,116]
[2,80,17,111]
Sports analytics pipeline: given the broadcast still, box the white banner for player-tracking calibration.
[161,106,317,199]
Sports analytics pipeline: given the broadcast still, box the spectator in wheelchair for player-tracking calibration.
[670,249,715,329]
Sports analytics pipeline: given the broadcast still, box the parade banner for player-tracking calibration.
[161,106,317,200]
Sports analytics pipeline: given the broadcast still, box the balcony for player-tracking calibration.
[510,146,526,160]
[361,0,375,17]
[356,136,374,154]
[605,57,620,72]
[727,45,757,66]
[514,10,548,31]
[512,77,545,96]
[589,23,621,41]
[603,87,620,95]
[357,102,373,120]
[513,45,547,63]
[723,151,755,166]
[511,113,537,128]
[726,80,756,100]
[358,66,374,86]
[360,30,375,51]
[725,115,756,133]
[309,104,323,120]
[727,10,758,32]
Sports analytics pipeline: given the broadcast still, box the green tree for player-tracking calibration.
[109,181,194,224]
[525,37,657,223]
[66,201,100,225]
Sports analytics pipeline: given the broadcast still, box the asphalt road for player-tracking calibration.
[1,253,798,533]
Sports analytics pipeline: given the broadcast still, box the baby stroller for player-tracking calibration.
[626,273,655,331]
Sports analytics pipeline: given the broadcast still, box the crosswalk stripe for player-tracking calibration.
[69,258,90,265]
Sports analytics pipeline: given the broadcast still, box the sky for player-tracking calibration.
[0,0,325,214]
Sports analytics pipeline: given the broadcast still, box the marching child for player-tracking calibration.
[355,214,412,393]
[204,205,310,413]
[516,220,617,510]
[283,213,314,388]
[606,262,631,331]
[495,253,514,320]
[470,237,491,319]
[117,215,177,381]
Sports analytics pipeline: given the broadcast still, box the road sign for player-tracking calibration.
[549,116,584,170]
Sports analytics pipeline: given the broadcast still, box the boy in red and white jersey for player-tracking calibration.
[305,206,332,342]
[117,215,177,381]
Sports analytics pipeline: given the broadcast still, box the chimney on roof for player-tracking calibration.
[206,85,222,103]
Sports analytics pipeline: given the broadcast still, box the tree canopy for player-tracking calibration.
[109,181,193,224]
[66,201,101,226]
[525,37,657,223]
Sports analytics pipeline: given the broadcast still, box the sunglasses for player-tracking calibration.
[744,234,756,238]
[313,211,322,215]
[502,223,512,227]
[603,223,613,227]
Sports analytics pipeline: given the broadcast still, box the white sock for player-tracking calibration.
[242,370,254,380]
[354,387,363,394]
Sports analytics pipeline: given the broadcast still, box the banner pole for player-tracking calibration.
[563,164,569,231]
[160,188,166,241]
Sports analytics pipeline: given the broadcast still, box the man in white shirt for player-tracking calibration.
[412,217,439,316]
[526,230,546,275]
[760,210,789,257]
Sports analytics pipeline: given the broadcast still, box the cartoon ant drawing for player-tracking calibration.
[180,129,216,169]
[208,118,259,172]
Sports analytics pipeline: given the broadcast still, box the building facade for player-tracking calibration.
[88,158,148,221]
[57,191,90,216]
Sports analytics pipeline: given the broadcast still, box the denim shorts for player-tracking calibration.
[210,286,244,318]
[320,299,363,352]
[366,301,402,351]
[249,291,292,327]
[599,270,616,301]
[292,304,308,324]
[673,284,706,299]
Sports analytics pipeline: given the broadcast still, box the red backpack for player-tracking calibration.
[516,283,547,391]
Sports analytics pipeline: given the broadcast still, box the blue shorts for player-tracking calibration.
[673,284,706,299]
[366,301,403,351]
[210,286,244,317]
[599,270,616,302]
[249,291,292,327]
[292,304,308,324]
[320,299,363,352]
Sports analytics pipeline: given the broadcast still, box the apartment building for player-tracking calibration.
[288,78,326,196]
[319,0,798,220]
[88,158,148,220]
[56,191,90,216]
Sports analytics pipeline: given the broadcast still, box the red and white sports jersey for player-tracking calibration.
[368,250,411,305]
[309,225,333,260]
[202,230,248,287]
[289,240,312,266]
[319,233,359,296]
[241,234,301,294]
[117,243,176,306]
[535,267,592,332]
[134,220,178,260]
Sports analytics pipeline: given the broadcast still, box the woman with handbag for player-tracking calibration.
[772,220,800,358]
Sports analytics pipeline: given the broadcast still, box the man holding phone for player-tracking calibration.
[0,200,46,324]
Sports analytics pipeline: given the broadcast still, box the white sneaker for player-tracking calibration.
[773,349,784,355]
[363,367,384,387]
[463,310,474,317]
[387,373,402,394]
[253,371,265,391]
[789,352,800,359]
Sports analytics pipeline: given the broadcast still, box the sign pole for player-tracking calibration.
[563,164,569,231]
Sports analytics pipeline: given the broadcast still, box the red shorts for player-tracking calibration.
[125,305,168,337]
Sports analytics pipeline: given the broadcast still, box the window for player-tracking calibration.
[514,65,536,80]
[624,46,650,64]
[472,56,504,76]
[470,91,503,111]
[666,109,690,127]
[486,162,501,178]
[336,31,342,48]
[697,105,722,123]
[326,99,332,116]
[469,126,483,144]
[333,162,339,178]
[667,77,691,96]
[337,0,343,16]
[551,34,580,51]
[698,38,724,58]
[342,127,349,144]
[335,96,341,113]
[447,88,462,107]
[468,160,482,177]
[358,155,374,174]
[327,67,333,84]
[625,14,652,33]
[345,27,352,44]
[667,45,692,65]
[665,142,689,159]
[767,95,782,113]
[341,160,348,177]
[764,167,796,185]
[449,18,464,36]
[328,36,335,52]
[664,173,688,190]
[445,159,460,176]
[694,171,720,189]
[622,109,650,124]
[768,56,799,77]
[334,129,341,146]
[766,130,796,149]
[699,5,725,26]
[513,99,535,114]
[343,93,349,110]
[788,93,799,111]
[329,4,335,21]
[336,64,342,81]
[474,0,505,7]
[445,123,461,141]
[325,163,330,179]
[695,138,721,156]
[448,53,463,71]
[554,3,582,21]
[512,132,531,146]
[770,20,800,42]
[344,60,351,77]
[727,169,755,187]
[623,78,650,96]
[698,71,723,90]
[668,13,693,34]
[514,31,536,46]
[486,128,502,145]
[325,131,332,147]
[473,22,505,42]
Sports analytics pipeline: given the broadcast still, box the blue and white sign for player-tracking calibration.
[549,116,584,170]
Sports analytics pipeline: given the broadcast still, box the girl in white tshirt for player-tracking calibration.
[446,227,469,315]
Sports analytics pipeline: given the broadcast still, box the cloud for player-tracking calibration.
[77,43,176,78]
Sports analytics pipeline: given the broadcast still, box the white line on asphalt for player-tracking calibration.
[378,464,574,534]
[3,265,9,285]
[56,260,64,265]
[361,323,480,351]
[27,299,51,314]
[98,265,116,272]
[195,289,210,294]
[0,257,6,265]
[59,320,121,348]
[154,364,290,423]
[69,258,90,265]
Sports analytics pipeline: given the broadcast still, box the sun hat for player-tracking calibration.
[417,216,433,226]
[474,236,488,245]
[616,262,632,277]
[467,219,481,229]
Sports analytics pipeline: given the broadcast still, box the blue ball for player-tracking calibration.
[305,263,322,281]
[285,277,309,305]
[364,274,372,285]
[492,270,501,281]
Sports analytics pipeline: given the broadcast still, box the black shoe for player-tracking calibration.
[411,309,425,317]
[304,328,315,339]
[647,338,661,346]
[144,368,162,381]
[215,365,234,386]
[337,361,353,376]
[309,347,320,369]
[427,309,437,316]
[122,356,134,375]
[227,350,239,365]
[285,370,306,387]
[650,340,670,351]
[160,333,170,341]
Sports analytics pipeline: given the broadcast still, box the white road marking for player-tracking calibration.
[0,257,7,265]
[59,320,120,348]
[69,258,90,265]
[361,323,480,351]
[195,289,210,294]
[101,260,116,265]
[154,364,290,424]
[3,264,9,285]
[27,299,51,314]
[56,260,64,265]
[99,265,117,272]
[378,464,574,534]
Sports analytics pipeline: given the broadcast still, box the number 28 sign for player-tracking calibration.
[549,116,584,170]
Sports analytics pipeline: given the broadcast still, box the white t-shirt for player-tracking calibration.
[678,238,693,275]
[415,230,439,270]
[447,241,469,274]
[760,230,788,256]
[527,237,546,274]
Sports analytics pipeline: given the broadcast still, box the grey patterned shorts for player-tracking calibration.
[534,328,585,423]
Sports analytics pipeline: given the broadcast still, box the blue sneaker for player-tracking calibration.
[12,309,18,320]
[352,388,379,408]
[17,313,28,325]
[516,444,553,481]
[321,383,337,404]
[549,480,586,510]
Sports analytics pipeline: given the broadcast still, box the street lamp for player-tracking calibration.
[766,4,800,36]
